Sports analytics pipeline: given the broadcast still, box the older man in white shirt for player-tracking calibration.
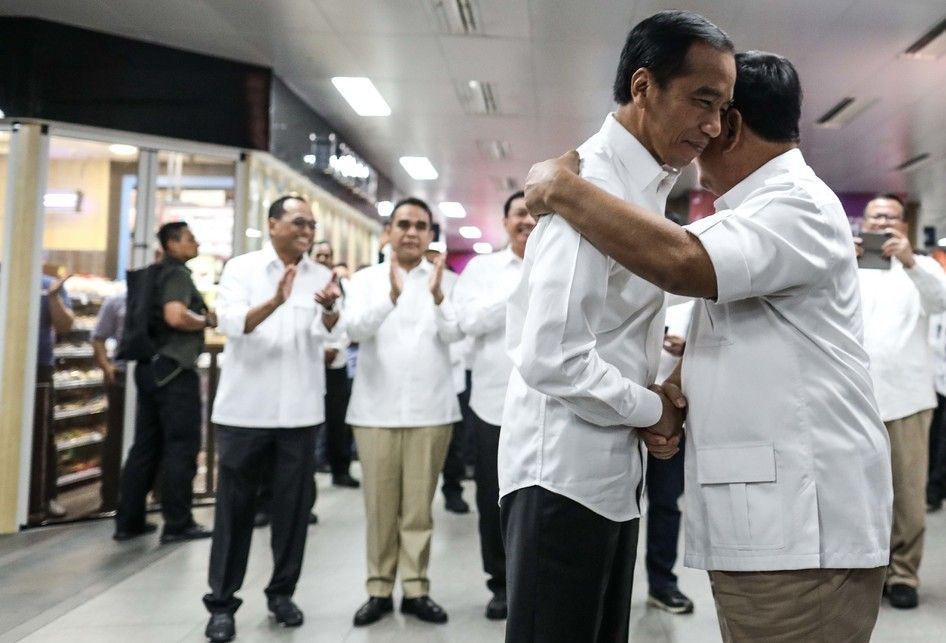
[499,12,734,642]
[857,194,946,609]
[347,198,462,627]
[202,196,340,643]
[525,51,893,643]
[452,189,535,621]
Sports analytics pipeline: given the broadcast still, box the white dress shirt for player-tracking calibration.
[656,299,694,382]
[453,247,523,426]
[930,313,946,397]
[325,280,350,371]
[212,244,338,428]
[682,149,892,571]
[499,114,677,522]
[345,260,463,427]
[859,256,946,421]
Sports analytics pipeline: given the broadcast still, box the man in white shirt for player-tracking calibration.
[927,311,946,511]
[453,189,535,621]
[313,240,359,488]
[524,51,893,642]
[499,12,735,642]
[347,198,462,627]
[202,196,341,643]
[856,194,946,609]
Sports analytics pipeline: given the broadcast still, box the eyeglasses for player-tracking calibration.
[287,217,317,230]
[865,213,903,223]
[394,220,429,232]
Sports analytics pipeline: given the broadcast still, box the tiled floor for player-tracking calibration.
[2,470,946,642]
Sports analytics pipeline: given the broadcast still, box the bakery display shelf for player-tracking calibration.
[53,403,107,422]
[54,377,104,391]
[56,431,105,451]
[53,346,95,359]
[56,467,102,487]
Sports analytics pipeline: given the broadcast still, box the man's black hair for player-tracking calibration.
[157,221,189,252]
[503,190,525,218]
[390,197,434,225]
[870,193,905,209]
[613,10,734,104]
[732,51,801,143]
[269,194,307,220]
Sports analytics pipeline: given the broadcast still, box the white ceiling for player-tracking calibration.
[3,0,946,250]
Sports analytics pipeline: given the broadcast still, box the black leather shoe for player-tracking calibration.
[332,473,361,488]
[888,584,919,609]
[160,522,213,544]
[353,596,393,626]
[444,495,470,514]
[205,612,235,642]
[254,512,271,528]
[401,595,448,624]
[268,596,304,627]
[485,593,507,620]
[113,522,158,542]
[647,587,695,614]
[308,512,319,525]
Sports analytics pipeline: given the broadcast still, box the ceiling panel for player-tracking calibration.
[439,36,535,84]
[315,0,437,35]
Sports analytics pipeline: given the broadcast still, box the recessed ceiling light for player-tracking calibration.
[473,241,493,254]
[458,225,481,239]
[432,0,481,35]
[901,15,946,60]
[331,77,392,117]
[439,201,466,218]
[108,144,137,156]
[478,139,511,160]
[814,97,877,129]
[894,153,931,172]
[245,228,262,238]
[377,201,394,217]
[399,156,438,180]
[428,240,448,253]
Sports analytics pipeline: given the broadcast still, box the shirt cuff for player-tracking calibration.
[685,213,751,304]
[631,387,664,427]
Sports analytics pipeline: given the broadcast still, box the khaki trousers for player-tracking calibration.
[353,425,452,598]
[709,567,885,643]
[886,409,932,587]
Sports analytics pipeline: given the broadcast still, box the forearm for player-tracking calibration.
[321,310,339,332]
[243,298,281,334]
[548,172,717,298]
[92,339,111,373]
[906,261,946,314]
[48,297,74,334]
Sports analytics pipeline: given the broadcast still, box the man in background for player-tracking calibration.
[857,194,946,608]
[92,290,126,512]
[453,189,535,620]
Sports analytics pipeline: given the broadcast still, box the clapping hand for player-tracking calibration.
[389,260,404,305]
[428,254,445,305]
[273,265,298,306]
[315,273,341,311]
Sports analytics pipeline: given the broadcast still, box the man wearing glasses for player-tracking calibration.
[203,195,341,642]
[346,198,462,627]
[857,194,946,609]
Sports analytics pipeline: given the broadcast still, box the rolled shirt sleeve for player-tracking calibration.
[513,215,663,428]
[685,186,839,304]
[92,295,120,341]
[215,259,251,338]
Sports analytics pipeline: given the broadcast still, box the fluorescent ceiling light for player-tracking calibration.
[377,201,394,217]
[108,144,137,156]
[400,156,438,180]
[478,139,511,160]
[331,77,392,117]
[303,154,316,165]
[473,241,493,254]
[44,191,82,211]
[894,153,931,172]
[901,15,946,60]
[245,228,262,238]
[458,225,481,239]
[814,96,877,129]
[439,201,466,218]
[428,241,447,253]
[457,80,498,115]
[432,0,481,34]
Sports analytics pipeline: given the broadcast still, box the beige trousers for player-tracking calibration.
[709,567,885,643]
[353,425,453,598]
[886,408,932,588]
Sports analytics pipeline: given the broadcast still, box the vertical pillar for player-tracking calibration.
[231,152,250,257]
[0,123,50,533]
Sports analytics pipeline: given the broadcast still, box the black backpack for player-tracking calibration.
[116,263,169,361]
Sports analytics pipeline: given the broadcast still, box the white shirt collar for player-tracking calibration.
[261,242,316,271]
[599,114,680,194]
[714,148,806,211]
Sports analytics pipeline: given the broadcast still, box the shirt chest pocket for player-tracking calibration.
[691,303,733,347]
[697,443,784,550]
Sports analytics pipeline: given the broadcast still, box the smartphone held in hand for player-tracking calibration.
[857,231,893,270]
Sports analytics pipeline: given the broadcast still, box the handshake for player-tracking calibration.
[637,381,686,460]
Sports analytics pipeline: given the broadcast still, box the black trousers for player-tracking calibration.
[501,486,639,643]
[473,412,505,595]
[441,392,468,498]
[645,440,685,592]
[927,393,946,503]
[116,364,200,533]
[324,367,353,478]
[204,424,316,614]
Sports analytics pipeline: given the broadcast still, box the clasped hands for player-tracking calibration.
[638,381,686,460]
[389,254,446,305]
